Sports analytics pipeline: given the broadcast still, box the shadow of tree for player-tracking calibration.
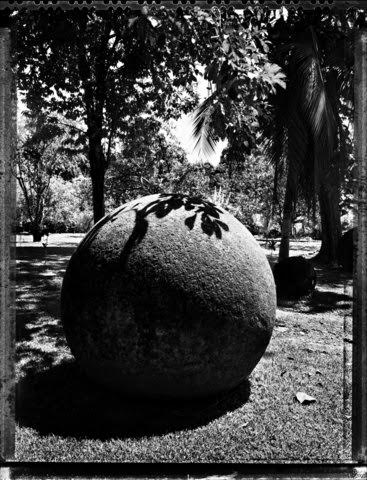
[17,360,251,440]
[305,290,352,314]
[16,246,75,370]
[276,287,352,313]
[312,265,352,289]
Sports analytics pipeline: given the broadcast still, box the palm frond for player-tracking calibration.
[191,92,220,161]
[287,29,337,187]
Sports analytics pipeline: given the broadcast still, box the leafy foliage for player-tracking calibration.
[14,6,200,221]
[189,6,286,161]
[104,109,276,234]
[16,112,82,238]
[105,116,188,208]
[44,176,93,233]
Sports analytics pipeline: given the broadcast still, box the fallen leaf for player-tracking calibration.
[295,392,316,404]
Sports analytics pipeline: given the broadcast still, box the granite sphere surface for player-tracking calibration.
[61,194,276,398]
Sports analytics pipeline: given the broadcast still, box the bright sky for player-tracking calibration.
[174,113,227,168]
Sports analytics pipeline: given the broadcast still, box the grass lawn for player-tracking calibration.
[15,234,353,462]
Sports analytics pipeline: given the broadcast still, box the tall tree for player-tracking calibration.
[16,113,77,241]
[15,7,198,222]
[190,6,355,264]
[267,8,354,262]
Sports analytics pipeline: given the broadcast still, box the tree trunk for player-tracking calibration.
[78,27,108,225]
[31,223,42,242]
[278,174,296,261]
[91,163,105,223]
[89,136,106,223]
[314,72,343,264]
[315,179,342,264]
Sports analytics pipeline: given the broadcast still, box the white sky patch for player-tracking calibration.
[174,114,227,167]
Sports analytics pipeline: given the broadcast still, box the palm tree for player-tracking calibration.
[191,11,353,264]
[268,18,353,263]
[270,26,337,262]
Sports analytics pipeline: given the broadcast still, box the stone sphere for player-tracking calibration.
[273,256,316,298]
[61,194,276,399]
[337,228,356,273]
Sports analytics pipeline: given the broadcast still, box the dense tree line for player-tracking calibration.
[14,5,357,263]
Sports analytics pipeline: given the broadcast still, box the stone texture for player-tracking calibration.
[273,256,316,298]
[337,228,356,273]
[61,194,276,398]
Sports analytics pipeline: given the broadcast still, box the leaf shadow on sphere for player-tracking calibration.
[16,360,251,440]
[78,194,230,265]
[119,194,230,267]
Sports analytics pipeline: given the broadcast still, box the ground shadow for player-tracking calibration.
[16,245,73,375]
[17,246,78,258]
[276,285,352,313]
[17,360,251,440]
[16,247,72,346]
[305,290,352,314]
[313,265,352,289]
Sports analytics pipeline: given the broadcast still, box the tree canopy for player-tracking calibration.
[190,6,356,263]
[15,6,199,221]
[16,112,80,240]
[14,5,357,263]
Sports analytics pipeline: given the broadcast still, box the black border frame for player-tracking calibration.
[1,2,366,477]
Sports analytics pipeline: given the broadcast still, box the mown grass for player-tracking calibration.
[15,234,352,462]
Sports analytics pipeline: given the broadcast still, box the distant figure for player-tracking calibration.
[41,228,49,251]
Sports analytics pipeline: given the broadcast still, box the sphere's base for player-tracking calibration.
[78,352,262,399]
